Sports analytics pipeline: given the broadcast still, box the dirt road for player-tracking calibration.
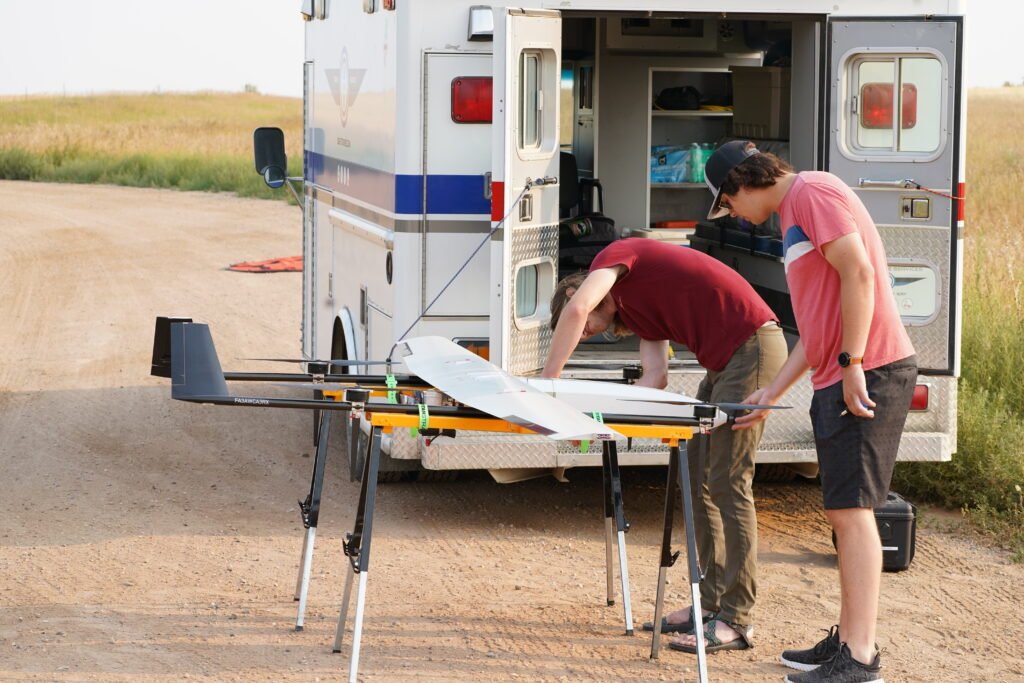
[1,181,1021,682]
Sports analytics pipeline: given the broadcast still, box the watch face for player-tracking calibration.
[838,352,851,367]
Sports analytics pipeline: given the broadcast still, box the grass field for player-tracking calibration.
[891,87,1024,559]
[0,92,302,200]
[1,90,1022,556]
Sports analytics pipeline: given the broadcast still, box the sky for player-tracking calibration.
[0,1,1017,97]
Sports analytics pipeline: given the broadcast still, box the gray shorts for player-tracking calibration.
[809,356,918,510]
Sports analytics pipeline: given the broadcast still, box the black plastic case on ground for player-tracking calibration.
[875,491,917,572]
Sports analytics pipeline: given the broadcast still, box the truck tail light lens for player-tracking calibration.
[861,83,917,129]
[454,338,490,360]
[452,77,492,123]
[909,384,929,411]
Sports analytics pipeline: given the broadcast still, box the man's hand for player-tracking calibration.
[732,387,776,430]
[841,366,876,418]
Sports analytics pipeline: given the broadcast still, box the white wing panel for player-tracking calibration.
[524,378,729,430]
[399,336,619,441]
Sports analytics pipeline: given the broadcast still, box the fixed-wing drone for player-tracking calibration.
[150,316,787,683]
[154,317,777,434]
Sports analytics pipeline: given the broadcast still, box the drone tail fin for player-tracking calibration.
[166,320,230,400]
[151,316,192,378]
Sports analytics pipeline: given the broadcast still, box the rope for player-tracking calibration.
[906,181,964,202]
[386,184,533,362]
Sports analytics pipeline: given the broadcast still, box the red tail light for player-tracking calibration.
[861,83,917,129]
[452,77,492,123]
[909,384,929,411]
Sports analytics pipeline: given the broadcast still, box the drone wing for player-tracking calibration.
[523,377,730,429]
[399,337,621,442]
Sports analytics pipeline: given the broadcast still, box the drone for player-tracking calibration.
[150,316,788,683]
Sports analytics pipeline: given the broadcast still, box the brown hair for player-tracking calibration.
[718,150,793,197]
[550,272,587,330]
[549,271,632,337]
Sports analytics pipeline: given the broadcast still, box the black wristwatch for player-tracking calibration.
[838,352,864,368]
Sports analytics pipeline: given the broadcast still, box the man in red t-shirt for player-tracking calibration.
[542,238,787,653]
[706,141,917,683]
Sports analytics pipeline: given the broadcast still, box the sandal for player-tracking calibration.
[668,617,753,654]
[641,607,713,634]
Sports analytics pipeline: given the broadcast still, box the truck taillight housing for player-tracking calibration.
[452,77,492,123]
[909,384,929,411]
[861,82,917,129]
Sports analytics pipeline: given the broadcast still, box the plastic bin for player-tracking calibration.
[828,491,917,572]
[875,491,917,572]
[730,66,791,140]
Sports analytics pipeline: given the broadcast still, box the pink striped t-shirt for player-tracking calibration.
[778,172,914,390]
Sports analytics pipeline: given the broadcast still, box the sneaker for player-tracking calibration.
[783,643,883,683]
[780,625,840,671]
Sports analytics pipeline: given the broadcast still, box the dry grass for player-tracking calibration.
[0,91,302,157]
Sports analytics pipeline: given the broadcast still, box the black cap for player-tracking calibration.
[704,140,760,219]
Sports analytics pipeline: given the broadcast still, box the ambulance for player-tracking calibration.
[257,0,965,478]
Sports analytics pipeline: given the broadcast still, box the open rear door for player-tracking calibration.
[490,8,561,374]
[826,17,963,374]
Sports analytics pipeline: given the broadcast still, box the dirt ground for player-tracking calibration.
[1,180,1022,683]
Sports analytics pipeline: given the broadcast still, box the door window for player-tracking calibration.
[518,49,557,155]
[847,54,945,158]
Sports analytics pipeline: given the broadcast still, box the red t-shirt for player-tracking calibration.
[778,172,915,390]
[589,239,776,371]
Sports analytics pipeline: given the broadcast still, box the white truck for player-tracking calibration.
[257,0,965,479]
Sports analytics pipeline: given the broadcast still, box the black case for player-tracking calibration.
[875,491,917,572]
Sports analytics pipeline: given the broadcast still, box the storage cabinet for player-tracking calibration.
[646,68,733,234]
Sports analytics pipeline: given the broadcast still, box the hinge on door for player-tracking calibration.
[328,272,334,300]
[484,172,492,200]
[851,95,858,114]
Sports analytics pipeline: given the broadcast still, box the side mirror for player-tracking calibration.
[254,127,287,189]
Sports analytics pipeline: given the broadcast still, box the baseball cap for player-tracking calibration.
[704,140,760,219]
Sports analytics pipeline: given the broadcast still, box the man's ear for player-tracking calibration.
[565,286,577,298]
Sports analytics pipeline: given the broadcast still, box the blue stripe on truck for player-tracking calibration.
[307,151,491,216]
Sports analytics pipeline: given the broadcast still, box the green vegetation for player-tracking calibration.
[1,90,1022,557]
[0,92,302,200]
[892,88,1024,561]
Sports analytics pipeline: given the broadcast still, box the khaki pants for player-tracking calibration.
[687,323,787,627]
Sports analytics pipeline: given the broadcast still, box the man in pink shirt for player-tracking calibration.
[705,141,917,683]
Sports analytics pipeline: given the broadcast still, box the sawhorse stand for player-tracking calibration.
[331,412,708,683]
[649,440,709,683]
[292,408,334,631]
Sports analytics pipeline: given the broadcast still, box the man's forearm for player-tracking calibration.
[541,307,586,377]
[765,340,809,400]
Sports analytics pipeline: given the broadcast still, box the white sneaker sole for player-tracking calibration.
[779,655,820,672]
[783,675,883,683]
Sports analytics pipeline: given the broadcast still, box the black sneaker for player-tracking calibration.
[780,625,840,671]
[783,643,883,683]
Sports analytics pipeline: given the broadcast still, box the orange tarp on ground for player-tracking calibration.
[227,255,302,273]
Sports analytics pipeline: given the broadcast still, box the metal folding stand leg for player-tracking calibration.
[649,444,707,683]
[333,424,384,683]
[601,440,634,634]
[293,410,333,631]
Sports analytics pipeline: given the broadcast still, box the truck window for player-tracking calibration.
[847,54,945,157]
[515,265,538,317]
[520,52,541,148]
[513,259,554,328]
[518,49,557,154]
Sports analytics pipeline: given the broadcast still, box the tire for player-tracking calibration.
[753,463,799,483]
